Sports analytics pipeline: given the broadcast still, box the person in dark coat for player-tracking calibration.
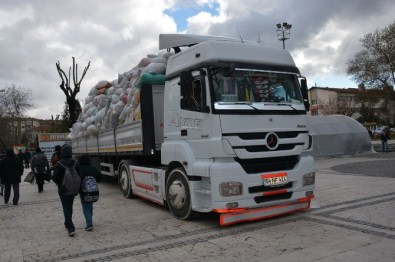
[17,149,24,160]
[0,151,5,196]
[380,130,390,153]
[51,145,62,167]
[0,148,24,205]
[24,148,31,168]
[31,147,49,193]
[78,154,101,231]
[52,144,80,237]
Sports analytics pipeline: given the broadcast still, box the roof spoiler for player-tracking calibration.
[159,34,239,53]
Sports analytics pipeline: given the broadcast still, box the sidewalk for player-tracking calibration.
[1,152,395,262]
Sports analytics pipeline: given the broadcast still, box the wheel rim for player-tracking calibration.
[168,180,186,209]
[120,167,129,192]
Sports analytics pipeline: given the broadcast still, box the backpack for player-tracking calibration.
[34,154,47,173]
[57,161,81,196]
[81,176,99,203]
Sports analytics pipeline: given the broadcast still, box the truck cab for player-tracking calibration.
[159,35,314,225]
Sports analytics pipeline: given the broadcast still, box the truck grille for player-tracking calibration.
[223,131,307,157]
[248,182,293,194]
[226,131,306,140]
[239,144,303,152]
[254,192,293,203]
[235,155,299,174]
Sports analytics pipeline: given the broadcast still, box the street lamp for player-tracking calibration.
[276,22,292,49]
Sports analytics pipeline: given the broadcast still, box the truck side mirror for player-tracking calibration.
[300,79,310,112]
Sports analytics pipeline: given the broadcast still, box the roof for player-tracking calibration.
[165,37,296,79]
[309,86,360,94]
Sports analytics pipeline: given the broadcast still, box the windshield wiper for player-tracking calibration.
[276,103,298,111]
[218,101,263,113]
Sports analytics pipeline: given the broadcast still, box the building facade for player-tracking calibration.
[1,118,63,150]
[308,86,395,129]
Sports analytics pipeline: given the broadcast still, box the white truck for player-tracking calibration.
[71,34,315,226]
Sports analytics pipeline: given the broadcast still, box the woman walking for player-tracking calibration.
[78,155,101,231]
[0,148,24,205]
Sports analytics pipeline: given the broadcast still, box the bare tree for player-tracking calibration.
[56,57,90,128]
[0,84,33,151]
[317,92,357,117]
[318,94,338,115]
[0,84,32,118]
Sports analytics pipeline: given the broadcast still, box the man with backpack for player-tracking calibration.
[52,144,80,237]
[77,154,101,231]
[31,147,49,193]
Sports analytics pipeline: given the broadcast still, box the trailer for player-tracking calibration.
[71,34,315,226]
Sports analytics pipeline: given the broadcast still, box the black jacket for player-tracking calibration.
[31,152,49,173]
[0,149,24,184]
[52,145,80,194]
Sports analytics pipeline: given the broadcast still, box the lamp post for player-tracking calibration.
[276,22,292,49]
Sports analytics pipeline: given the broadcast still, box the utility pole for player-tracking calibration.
[276,22,292,49]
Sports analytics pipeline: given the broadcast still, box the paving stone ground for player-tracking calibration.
[1,144,394,262]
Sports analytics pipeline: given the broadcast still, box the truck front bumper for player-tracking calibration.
[218,195,313,226]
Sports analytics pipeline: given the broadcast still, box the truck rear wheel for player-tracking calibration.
[166,168,197,220]
[119,163,134,199]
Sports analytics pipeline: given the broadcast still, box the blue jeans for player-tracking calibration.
[59,193,75,230]
[382,141,389,152]
[80,195,93,226]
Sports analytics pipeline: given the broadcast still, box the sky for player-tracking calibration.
[0,0,394,120]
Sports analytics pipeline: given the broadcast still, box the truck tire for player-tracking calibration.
[119,163,134,199]
[166,167,197,220]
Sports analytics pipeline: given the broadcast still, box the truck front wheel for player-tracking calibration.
[166,168,197,220]
[119,163,133,199]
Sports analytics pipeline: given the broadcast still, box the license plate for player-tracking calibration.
[262,174,288,186]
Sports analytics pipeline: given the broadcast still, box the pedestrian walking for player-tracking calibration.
[51,145,62,167]
[0,148,24,205]
[50,145,62,179]
[17,149,24,160]
[52,144,80,237]
[78,154,101,231]
[0,152,5,196]
[31,147,49,193]
[380,130,390,153]
[24,148,31,168]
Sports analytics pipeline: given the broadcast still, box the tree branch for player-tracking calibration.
[56,61,70,97]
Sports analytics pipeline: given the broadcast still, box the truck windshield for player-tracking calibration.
[211,68,303,105]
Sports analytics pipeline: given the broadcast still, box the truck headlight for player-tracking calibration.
[219,182,242,197]
[303,172,315,186]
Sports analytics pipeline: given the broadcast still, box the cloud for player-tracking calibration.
[0,0,177,119]
[186,0,395,87]
[0,0,394,119]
